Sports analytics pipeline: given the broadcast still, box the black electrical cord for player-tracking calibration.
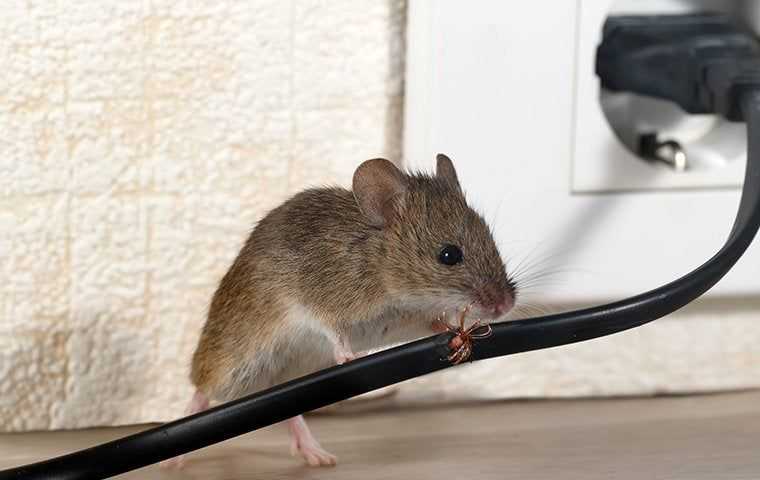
[3,13,760,480]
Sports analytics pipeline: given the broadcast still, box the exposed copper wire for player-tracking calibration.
[434,303,492,365]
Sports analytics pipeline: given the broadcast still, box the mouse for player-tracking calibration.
[160,154,516,469]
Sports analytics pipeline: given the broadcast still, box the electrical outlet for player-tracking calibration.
[574,0,753,193]
[404,0,759,303]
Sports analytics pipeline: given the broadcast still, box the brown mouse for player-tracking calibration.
[161,154,516,469]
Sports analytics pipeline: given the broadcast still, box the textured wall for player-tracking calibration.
[1,0,405,431]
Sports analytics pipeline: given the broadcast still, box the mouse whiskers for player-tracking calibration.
[507,245,589,297]
[508,300,553,320]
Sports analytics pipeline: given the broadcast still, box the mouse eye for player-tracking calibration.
[438,244,463,266]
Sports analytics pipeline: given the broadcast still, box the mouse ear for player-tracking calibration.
[436,153,461,192]
[353,158,407,227]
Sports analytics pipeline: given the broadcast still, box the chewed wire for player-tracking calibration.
[434,303,493,364]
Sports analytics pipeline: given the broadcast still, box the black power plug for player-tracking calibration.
[597,13,760,121]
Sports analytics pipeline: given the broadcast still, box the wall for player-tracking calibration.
[1,0,405,431]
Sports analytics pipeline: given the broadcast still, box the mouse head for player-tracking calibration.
[353,154,516,320]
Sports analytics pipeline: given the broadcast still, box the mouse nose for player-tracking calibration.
[477,283,515,317]
[491,293,514,316]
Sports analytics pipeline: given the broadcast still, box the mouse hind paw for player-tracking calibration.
[292,441,338,467]
[287,415,337,467]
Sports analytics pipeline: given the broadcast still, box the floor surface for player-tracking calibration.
[2,391,759,479]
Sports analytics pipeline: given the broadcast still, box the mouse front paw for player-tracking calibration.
[431,318,450,333]
[159,455,186,469]
[333,344,356,365]
[332,333,358,365]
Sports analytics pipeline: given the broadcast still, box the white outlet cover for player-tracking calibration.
[404,0,759,303]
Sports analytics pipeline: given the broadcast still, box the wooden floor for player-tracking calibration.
[2,391,759,479]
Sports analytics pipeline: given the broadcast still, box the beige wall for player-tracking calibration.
[1,0,405,431]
